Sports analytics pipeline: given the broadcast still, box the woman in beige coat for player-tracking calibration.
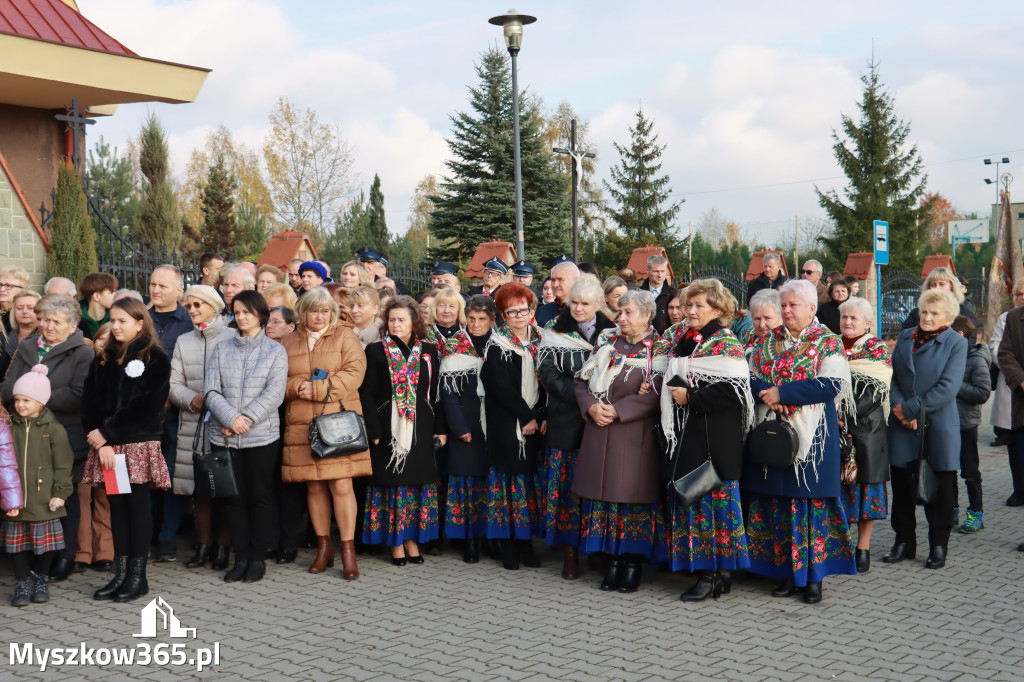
[281,287,370,580]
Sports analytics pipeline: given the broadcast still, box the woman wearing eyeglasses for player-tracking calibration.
[0,265,31,337]
[166,286,237,570]
[481,283,547,570]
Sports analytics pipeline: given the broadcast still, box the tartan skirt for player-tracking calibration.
[3,519,65,554]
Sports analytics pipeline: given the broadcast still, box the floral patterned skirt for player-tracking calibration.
[3,519,65,554]
[745,493,856,586]
[579,497,663,560]
[841,481,888,522]
[485,467,545,541]
[664,480,751,573]
[544,448,582,547]
[82,441,171,490]
[362,484,439,547]
[445,475,488,539]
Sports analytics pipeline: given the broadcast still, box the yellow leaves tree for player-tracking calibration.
[263,96,355,244]
[405,174,439,265]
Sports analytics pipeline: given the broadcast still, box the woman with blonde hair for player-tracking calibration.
[426,287,467,347]
[255,265,285,294]
[281,287,369,580]
[340,261,372,288]
[350,286,383,348]
[0,264,31,335]
[263,283,298,311]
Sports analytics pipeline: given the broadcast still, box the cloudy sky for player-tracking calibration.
[82,0,1024,245]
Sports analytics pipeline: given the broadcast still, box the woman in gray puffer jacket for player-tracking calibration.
[168,285,236,569]
[205,291,288,584]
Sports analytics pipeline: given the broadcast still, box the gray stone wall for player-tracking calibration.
[0,162,48,291]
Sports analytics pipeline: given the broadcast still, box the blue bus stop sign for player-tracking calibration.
[874,220,889,265]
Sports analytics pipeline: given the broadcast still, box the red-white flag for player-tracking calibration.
[103,453,131,495]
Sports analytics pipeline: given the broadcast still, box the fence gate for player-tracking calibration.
[690,267,749,307]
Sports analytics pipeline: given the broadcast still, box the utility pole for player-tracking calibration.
[793,215,799,276]
[688,220,693,279]
[553,118,595,262]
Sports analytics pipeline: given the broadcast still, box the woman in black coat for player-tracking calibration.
[439,295,495,564]
[537,275,614,580]
[816,280,850,335]
[661,279,753,602]
[81,298,171,603]
[481,283,546,571]
[359,296,446,566]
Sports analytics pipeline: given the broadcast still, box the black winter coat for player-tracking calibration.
[668,321,745,481]
[848,375,889,484]
[816,301,842,335]
[638,278,672,333]
[360,338,446,487]
[81,339,171,446]
[480,342,546,475]
[439,334,490,477]
[746,272,788,303]
[537,310,615,451]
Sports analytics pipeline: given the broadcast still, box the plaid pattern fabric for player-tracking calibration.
[3,519,65,554]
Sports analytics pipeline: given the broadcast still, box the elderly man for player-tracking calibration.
[512,260,536,287]
[287,258,304,293]
[638,254,672,333]
[147,265,193,562]
[358,246,411,296]
[44,277,77,298]
[221,264,255,319]
[469,258,507,298]
[747,252,788,302]
[536,260,580,327]
[618,267,637,287]
[200,252,224,287]
[801,259,828,305]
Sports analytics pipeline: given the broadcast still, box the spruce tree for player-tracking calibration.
[320,191,374,264]
[87,137,140,241]
[601,108,685,273]
[429,49,570,266]
[367,174,388,248]
[198,154,238,256]
[138,113,181,254]
[816,61,932,269]
[48,162,97,284]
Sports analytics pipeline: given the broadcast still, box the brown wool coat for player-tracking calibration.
[281,323,371,482]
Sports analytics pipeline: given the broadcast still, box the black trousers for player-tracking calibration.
[890,465,957,548]
[221,441,279,561]
[109,484,153,559]
[1008,427,1024,497]
[957,428,983,511]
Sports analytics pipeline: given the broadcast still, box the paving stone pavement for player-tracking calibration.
[1,422,1022,681]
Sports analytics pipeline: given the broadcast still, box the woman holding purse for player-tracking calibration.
[204,291,288,583]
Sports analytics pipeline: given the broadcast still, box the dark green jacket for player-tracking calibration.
[8,408,73,522]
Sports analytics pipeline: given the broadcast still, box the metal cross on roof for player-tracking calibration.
[54,97,95,169]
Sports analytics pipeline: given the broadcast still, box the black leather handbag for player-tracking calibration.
[910,398,938,505]
[308,384,369,459]
[192,392,239,500]
[748,411,799,468]
[669,415,723,509]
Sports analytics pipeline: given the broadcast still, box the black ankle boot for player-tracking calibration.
[501,540,519,570]
[243,560,266,583]
[771,578,798,597]
[210,545,230,570]
[463,537,480,564]
[718,568,733,594]
[114,557,148,603]
[680,571,720,602]
[856,548,870,573]
[600,558,622,591]
[186,544,210,569]
[517,540,540,568]
[803,581,823,604]
[925,546,946,569]
[882,541,915,563]
[223,557,249,583]
[94,556,128,601]
[618,559,642,593]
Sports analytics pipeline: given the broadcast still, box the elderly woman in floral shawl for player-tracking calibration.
[743,279,856,605]
[660,279,753,603]
[837,296,892,574]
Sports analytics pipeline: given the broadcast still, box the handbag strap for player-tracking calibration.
[318,382,333,416]
[668,403,713,484]
[192,390,223,454]
[916,396,927,461]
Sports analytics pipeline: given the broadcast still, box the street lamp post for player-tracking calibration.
[489,9,536,261]
[984,157,1011,203]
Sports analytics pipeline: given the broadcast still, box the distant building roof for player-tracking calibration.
[745,249,788,281]
[922,254,955,280]
[258,230,318,270]
[467,240,516,278]
[0,0,135,56]
[627,245,673,281]
[843,252,874,280]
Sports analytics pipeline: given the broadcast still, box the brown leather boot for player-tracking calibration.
[562,546,580,580]
[339,540,359,580]
[308,536,335,574]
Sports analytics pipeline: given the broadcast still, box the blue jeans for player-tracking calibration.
[156,418,182,553]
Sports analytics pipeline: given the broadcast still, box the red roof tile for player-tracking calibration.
[745,249,788,281]
[921,254,955,280]
[627,245,674,281]
[258,230,318,270]
[0,0,136,56]
[843,252,874,280]
[467,240,516,278]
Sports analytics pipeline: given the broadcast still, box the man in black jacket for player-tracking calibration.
[746,252,787,303]
[637,254,672,333]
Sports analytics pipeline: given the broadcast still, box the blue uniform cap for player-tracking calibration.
[482,257,508,275]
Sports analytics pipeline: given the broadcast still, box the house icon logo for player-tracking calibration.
[133,596,198,639]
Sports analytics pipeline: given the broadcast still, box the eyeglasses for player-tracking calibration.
[0,283,23,291]
[504,308,531,318]
[1015,292,1024,299]
[801,270,817,275]
[185,301,207,310]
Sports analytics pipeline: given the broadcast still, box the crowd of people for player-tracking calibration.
[0,247,1014,609]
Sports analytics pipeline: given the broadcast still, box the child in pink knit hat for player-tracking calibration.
[6,365,73,607]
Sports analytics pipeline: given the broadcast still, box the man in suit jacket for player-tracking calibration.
[637,254,672,333]
[747,252,788,303]
[535,257,578,327]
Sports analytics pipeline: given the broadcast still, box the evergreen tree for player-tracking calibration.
[429,49,570,266]
[48,162,97,285]
[138,113,181,253]
[197,154,238,256]
[367,173,388,248]
[816,61,933,269]
[601,108,685,274]
[86,136,140,241]
[320,191,374,265]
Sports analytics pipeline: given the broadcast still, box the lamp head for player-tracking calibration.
[489,9,536,53]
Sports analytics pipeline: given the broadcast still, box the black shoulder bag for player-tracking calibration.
[748,410,799,468]
[910,397,938,505]
[192,391,239,500]
[308,384,369,459]
[669,407,722,509]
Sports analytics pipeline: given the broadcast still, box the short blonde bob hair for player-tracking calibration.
[263,283,297,310]
[684,277,738,326]
[295,286,340,328]
[429,286,467,326]
[917,288,959,323]
[341,260,372,285]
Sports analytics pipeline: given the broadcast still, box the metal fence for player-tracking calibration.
[690,266,750,308]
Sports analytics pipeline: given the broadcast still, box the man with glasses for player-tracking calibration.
[470,257,508,298]
[801,259,829,304]
[747,252,788,303]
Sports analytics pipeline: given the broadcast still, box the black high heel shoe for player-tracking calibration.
[210,545,230,570]
[771,578,799,597]
[856,548,870,572]
[463,537,480,564]
[391,549,407,567]
[186,544,210,569]
[600,558,622,591]
[803,581,822,604]
[680,571,722,602]
[617,559,642,593]
[718,569,733,594]
[925,546,946,569]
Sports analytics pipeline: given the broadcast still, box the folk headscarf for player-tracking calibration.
[844,333,893,420]
[439,327,488,437]
[578,326,670,403]
[382,334,423,474]
[483,323,542,458]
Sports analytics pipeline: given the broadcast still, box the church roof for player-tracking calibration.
[0,0,135,56]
